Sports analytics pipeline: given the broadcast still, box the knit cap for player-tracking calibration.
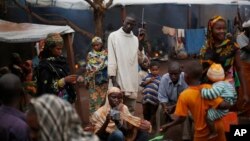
[207,63,225,82]
[91,36,102,44]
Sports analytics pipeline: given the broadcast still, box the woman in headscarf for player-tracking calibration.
[200,15,249,105]
[36,33,77,103]
[85,36,108,115]
[90,87,151,141]
[26,94,99,141]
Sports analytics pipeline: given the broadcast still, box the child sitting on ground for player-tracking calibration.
[201,63,237,139]
[140,61,161,131]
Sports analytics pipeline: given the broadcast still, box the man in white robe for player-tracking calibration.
[108,15,139,114]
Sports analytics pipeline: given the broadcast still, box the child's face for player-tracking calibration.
[92,43,102,51]
[150,66,159,76]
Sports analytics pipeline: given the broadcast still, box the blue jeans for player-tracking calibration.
[108,130,124,141]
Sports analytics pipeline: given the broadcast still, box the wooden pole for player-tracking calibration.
[63,33,84,121]
[121,5,126,23]
[188,4,192,28]
[64,33,75,74]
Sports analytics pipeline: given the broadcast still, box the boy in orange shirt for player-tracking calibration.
[160,60,231,141]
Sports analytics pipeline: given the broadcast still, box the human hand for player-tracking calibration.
[106,112,111,122]
[163,106,168,114]
[139,120,151,131]
[159,124,168,132]
[138,34,144,41]
[64,74,77,84]
[150,77,156,82]
[76,75,84,83]
[167,105,176,114]
[83,124,95,132]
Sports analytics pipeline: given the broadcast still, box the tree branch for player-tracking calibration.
[106,0,113,9]
[85,0,97,10]
[13,0,94,39]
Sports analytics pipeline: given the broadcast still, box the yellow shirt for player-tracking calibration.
[174,84,226,141]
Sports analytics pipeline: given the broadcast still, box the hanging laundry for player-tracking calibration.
[175,29,187,59]
[177,29,185,38]
[162,26,176,36]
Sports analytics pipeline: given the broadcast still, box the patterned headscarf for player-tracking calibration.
[40,33,64,59]
[30,95,98,141]
[90,87,151,134]
[91,36,103,45]
[206,16,226,49]
[200,16,240,85]
[44,33,64,49]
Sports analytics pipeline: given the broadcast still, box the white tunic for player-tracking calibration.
[108,27,139,99]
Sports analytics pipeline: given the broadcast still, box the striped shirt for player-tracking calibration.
[141,73,161,105]
[201,81,237,105]
[201,81,237,120]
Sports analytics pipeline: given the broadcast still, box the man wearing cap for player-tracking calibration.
[108,14,139,114]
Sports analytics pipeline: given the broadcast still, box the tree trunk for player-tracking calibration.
[94,9,104,38]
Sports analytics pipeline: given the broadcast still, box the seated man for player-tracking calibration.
[158,61,192,140]
[90,87,152,141]
[0,73,30,141]
[160,60,231,141]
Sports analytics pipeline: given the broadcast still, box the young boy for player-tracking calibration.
[201,63,237,139]
[140,61,161,130]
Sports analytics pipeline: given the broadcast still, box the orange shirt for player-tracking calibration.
[174,84,226,141]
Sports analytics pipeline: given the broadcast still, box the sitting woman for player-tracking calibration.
[90,87,152,141]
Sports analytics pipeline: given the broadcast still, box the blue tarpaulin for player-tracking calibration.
[185,28,206,54]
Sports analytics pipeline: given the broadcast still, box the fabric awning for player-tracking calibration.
[0,19,74,43]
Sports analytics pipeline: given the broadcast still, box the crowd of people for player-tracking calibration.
[0,13,250,141]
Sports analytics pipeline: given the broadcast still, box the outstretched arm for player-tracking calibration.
[160,116,186,132]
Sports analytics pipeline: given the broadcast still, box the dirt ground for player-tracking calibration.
[77,58,250,141]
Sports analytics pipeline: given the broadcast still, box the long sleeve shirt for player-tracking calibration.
[141,73,161,105]
[0,106,30,141]
[201,81,237,105]
[158,72,188,104]
[108,27,139,99]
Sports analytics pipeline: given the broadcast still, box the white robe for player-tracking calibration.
[108,27,139,99]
